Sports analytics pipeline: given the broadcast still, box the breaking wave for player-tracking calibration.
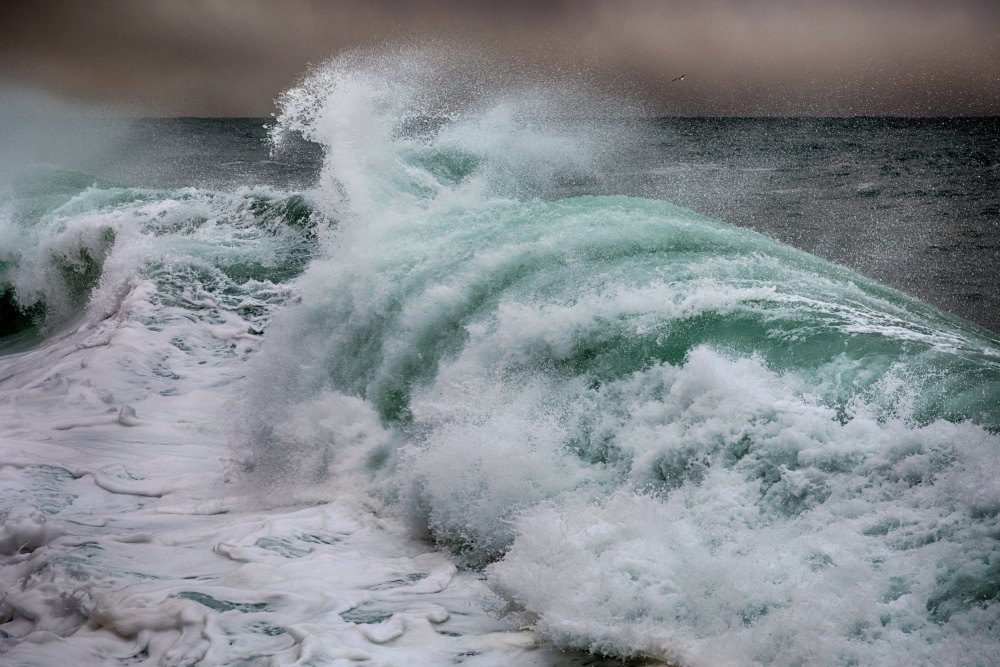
[234,49,1000,665]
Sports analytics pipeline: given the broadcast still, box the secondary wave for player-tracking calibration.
[0,166,321,351]
[237,47,1000,665]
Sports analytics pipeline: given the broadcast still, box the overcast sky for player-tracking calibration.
[2,0,998,117]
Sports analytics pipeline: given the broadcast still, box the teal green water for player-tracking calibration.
[236,53,1000,663]
[0,166,319,352]
[237,185,1000,664]
[254,192,1000,434]
[4,56,1000,663]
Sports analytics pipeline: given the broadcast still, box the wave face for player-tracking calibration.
[233,50,1000,665]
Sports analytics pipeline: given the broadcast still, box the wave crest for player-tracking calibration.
[236,47,1000,664]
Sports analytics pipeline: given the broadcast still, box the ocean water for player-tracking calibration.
[2,50,1000,666]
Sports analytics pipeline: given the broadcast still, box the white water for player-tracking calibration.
[4,48,1000,667]
[0,186,581,665]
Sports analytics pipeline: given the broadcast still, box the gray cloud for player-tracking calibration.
[1,0,997,116]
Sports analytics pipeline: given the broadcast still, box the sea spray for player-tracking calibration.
[234,48,1000,664]
[0,48,998,667]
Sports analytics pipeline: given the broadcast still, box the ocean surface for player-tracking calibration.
[2,51,1000,666]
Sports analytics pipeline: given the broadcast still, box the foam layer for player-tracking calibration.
[1,165,568,665]
[235,48,1000,664]
[4,46,1000,666]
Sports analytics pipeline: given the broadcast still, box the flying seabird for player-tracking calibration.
[672,74,686,82]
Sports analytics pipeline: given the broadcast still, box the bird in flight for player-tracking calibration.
[672,75,686,82]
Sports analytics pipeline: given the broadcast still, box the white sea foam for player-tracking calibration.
[5,46,1000,666]
[0,185,565,665]
[238,47,1000,665]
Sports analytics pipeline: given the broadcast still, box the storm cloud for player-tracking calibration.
[1,0,998,116]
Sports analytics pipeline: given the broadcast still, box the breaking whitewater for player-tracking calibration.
[3,49,1000,666]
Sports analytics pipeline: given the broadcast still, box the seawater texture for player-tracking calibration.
[2,51,1000,666]
[233,51,1000,665]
